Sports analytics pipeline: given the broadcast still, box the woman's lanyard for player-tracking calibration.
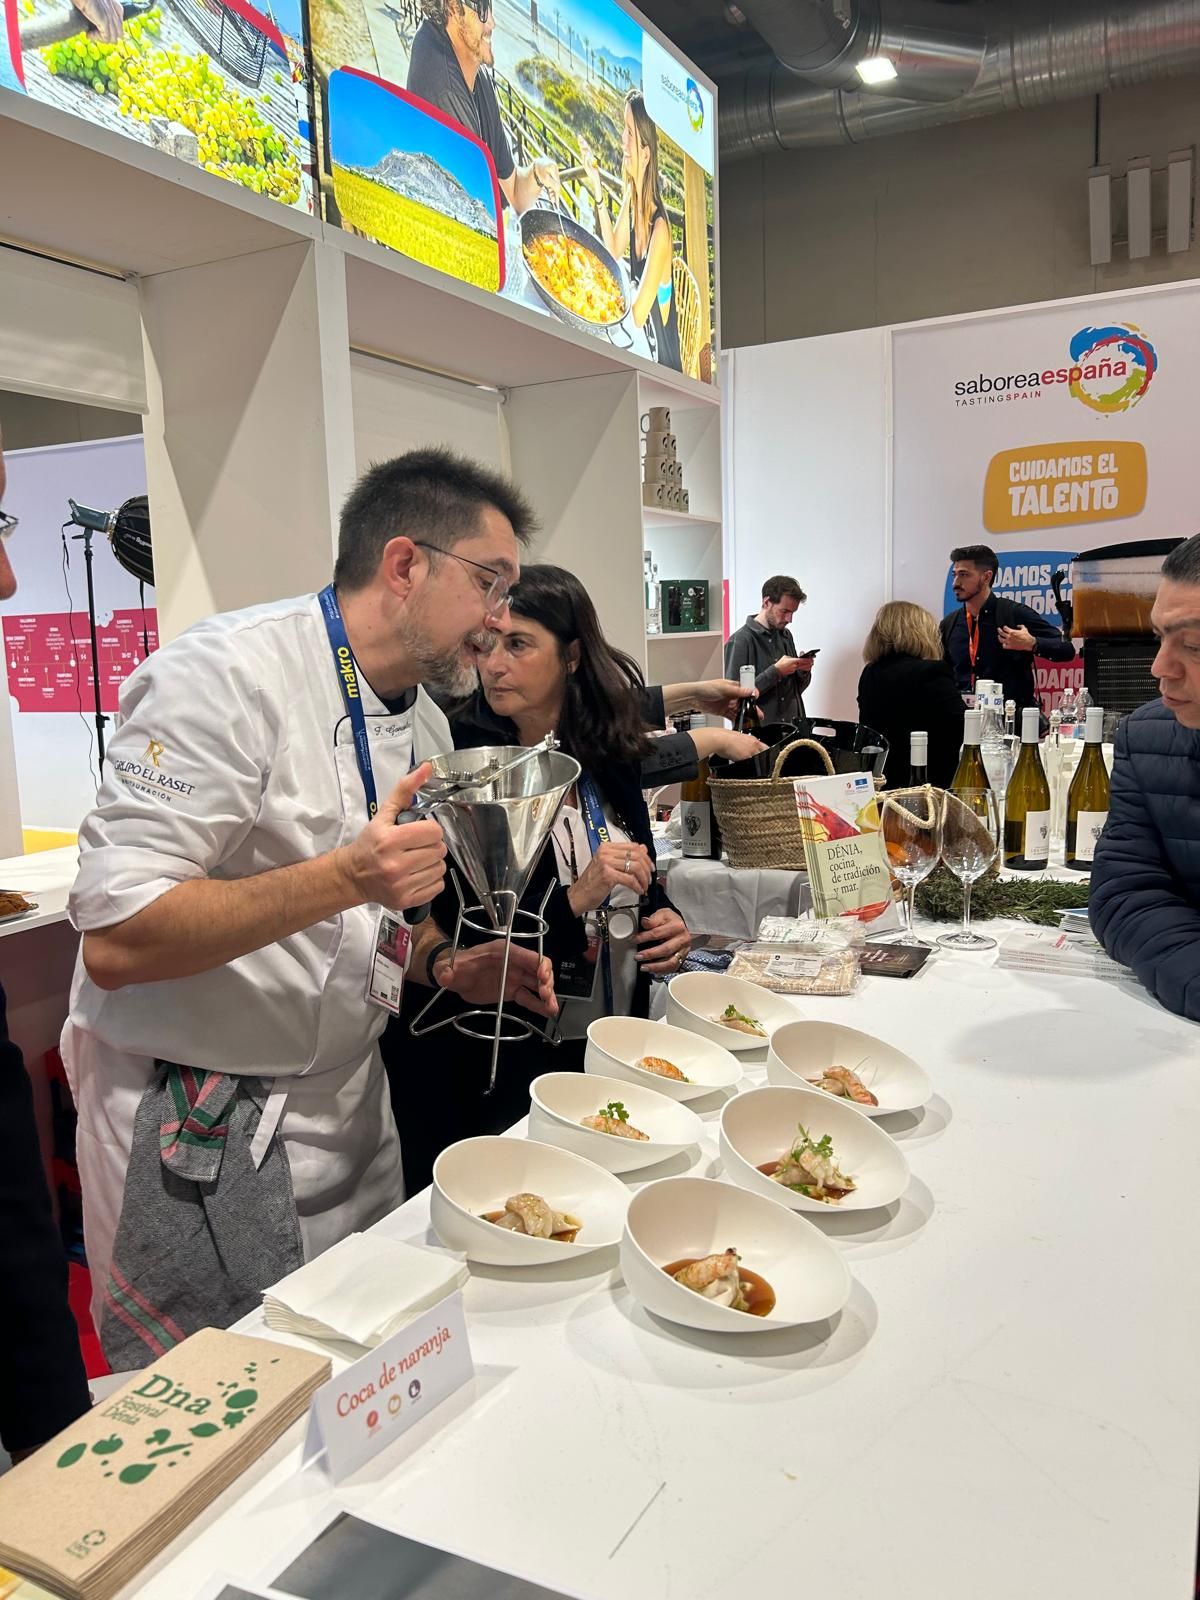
[319,583,379,818]
[965,607,981,686]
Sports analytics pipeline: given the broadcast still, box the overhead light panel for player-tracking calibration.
[857,55,898,85]
[1088,166,1112,266]
[1167,147,1193,254]
[1126,157,1152,259]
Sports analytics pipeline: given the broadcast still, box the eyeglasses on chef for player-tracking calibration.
[0,511,17,542]
[462,0,492,19]
[412,540,510,615]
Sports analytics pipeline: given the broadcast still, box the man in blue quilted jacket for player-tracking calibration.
[1090,533,1200,1023]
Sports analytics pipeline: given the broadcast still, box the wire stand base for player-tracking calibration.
[409,872,557,1094]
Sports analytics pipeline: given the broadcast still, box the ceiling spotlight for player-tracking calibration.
[857,55,898,85]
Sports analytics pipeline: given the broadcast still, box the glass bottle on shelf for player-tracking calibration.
[1003,706,1051,871]
[645,554,660,636]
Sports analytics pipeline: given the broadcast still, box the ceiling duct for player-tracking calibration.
[721,1,1200,156]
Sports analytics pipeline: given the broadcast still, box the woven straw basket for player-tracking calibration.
[709,738,835,870]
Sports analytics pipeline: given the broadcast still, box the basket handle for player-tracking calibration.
[771,738,836,780]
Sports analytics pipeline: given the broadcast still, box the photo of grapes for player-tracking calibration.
[2,0,315,212]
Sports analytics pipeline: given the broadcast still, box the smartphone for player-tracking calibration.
[799,647,821,657]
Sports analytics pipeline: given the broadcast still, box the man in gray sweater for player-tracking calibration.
[723,574,815,725]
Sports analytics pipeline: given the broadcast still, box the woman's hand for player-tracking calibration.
[635,909,691,974]
[432,942,558,1019]
[579,138,603,203]
[567,842,653,916]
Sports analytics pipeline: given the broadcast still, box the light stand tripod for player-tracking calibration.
[69,522,108,769]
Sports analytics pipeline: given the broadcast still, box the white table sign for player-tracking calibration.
[302,1291,473,1482]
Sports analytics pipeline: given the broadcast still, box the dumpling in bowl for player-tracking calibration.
[488,1192,581,1242]
[638,1055,690,1083]
[671,1248,748,1312]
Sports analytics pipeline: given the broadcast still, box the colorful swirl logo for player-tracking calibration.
[1068,322,1157,413]
[686,79,704,132]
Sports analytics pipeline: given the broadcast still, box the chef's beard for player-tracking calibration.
[401,616,497,700]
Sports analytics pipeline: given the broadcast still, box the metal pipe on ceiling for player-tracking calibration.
[720,1,1200,156]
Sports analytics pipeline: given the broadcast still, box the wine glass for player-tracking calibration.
[876,787,944,946]
[937,788,1001,951]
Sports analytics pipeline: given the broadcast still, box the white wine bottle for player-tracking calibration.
[1003,706,1051,871]
[1065,705,1110,868]
[950,709,990,794]
[909,730,928,785]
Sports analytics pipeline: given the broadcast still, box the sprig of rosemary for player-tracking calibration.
[914,867,1089,927]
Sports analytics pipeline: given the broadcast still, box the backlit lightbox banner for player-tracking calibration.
[308,0,718,382]
[1,0,316,212]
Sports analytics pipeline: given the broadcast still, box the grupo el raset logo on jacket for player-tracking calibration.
[952,320,1158,412]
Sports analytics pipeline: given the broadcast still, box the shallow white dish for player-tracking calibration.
[719,1084,910,1214]
[767,1021,933,1118]
[585,1016,742,1102]
[621,1175,851,1333]
[529,1072,704,1174]
[431,1136,630,1265]
[665,972,802,1053]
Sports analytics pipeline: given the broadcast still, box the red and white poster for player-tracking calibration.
[5,609,157,713]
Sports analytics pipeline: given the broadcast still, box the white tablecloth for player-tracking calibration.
[114,918,1200,1600]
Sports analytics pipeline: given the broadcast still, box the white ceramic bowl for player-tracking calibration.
[585,1016,741,1102]
[431,1136,630,1265]
[665,972,802,1053]
[719,1084,910,1214]
[529,1072,704,1174]
[621,1175,851,1333]
[766,1021,933,1118]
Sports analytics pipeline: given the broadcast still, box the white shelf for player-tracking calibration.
[646,629,723,642]
[641,506,721,527]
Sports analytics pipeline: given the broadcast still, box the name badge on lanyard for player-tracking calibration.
[319,584,414,1013]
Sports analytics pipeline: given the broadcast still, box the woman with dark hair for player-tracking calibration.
[580,92,682,371]
[389,565,691,1189]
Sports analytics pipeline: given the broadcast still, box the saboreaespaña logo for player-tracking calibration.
[1068,322,1157,413]
[686,79,704,132]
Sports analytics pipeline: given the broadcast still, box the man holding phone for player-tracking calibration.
[724,574,816,726]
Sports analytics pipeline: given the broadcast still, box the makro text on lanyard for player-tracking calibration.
[319,583,380,818]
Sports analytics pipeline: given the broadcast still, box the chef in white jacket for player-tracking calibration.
[62,448,557,1345]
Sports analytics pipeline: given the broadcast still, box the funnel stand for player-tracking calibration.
[409,872,558,1093]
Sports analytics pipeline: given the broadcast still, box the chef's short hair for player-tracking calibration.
[1161,534,1200,586]
[335,448,537,591]
[950,544,999,581]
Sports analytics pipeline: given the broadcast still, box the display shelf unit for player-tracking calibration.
[639,370,725,683]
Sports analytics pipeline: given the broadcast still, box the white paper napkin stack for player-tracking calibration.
[263,1233,469,1349]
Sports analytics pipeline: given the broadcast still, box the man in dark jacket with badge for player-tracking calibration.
[1090,534,1200,1024]
[940,544,1075,713]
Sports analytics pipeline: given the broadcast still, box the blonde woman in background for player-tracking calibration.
[858,601,965,786]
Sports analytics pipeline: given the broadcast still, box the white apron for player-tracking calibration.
[61,594,451,1325]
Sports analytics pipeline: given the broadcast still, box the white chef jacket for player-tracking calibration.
[61,593,451,1314]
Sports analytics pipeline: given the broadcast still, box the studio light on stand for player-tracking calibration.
[65,495,154,768]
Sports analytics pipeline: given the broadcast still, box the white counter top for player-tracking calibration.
[0,845,77,939]
[111,923,1200,1600]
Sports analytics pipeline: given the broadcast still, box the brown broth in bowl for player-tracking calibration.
[662,1257,776,1318]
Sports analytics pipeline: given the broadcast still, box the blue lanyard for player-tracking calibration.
[577,774,615,1012]
[318,584,379,819]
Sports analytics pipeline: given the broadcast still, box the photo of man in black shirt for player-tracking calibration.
[407,0,560,214]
